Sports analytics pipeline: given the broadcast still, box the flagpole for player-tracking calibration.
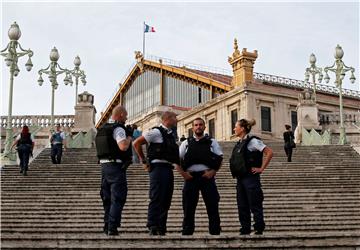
[143,21,145,57]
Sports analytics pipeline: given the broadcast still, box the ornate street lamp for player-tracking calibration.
[304,53,323,102]
[0,22,33,159]
[68,55,87,105]
[324,44,356,145]
[38,47,71,130]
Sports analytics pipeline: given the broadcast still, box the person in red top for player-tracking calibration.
[11,125,34,176]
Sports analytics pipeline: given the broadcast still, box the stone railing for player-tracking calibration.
[254,72,360,98]
[319,112,360,126]
[0,115,75,128]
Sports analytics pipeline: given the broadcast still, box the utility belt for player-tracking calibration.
[99,159,123,164]
[148,161,174,172]
[99,159,132,170]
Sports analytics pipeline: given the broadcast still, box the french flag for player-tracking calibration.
[144,23,156,33]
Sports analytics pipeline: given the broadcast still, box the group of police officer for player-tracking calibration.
[96,104,273,236]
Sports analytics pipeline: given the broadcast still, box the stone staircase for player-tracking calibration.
[1,141,360,249]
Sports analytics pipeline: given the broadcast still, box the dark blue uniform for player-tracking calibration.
[230,135,267,234]
[236,173,265,234]
[144,125,180,235]
[179,136,223,235]
[96,122,132,235]
[147,163,174,234]
[50,132,65,164]
[100,162,127,233]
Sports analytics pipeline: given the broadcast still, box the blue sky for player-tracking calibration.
[1,1,359,120]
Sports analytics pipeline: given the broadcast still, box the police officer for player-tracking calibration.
[50,124,66,164]
[177,117,223,235]
[95,105,133,236]
[230,119,273,235]
[133,111,180,236]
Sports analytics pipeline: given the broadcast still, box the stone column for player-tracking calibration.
[73,91,97,133]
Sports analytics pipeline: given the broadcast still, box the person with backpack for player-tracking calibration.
[177,117,223,235]
[229,119,273,235]
[283,124,295,162]
[95,105,133,236]
[11,125,34,176]
[133,111,180,236]
[50,124,66,164]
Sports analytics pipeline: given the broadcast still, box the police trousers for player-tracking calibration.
[147,162,174,233]
[182,171,221,235]
[51,144,63,164]
[100,162,128,231]
[236,173,265,233]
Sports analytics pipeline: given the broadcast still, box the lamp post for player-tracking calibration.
[1,22,33,159]
[68,55,87,106]
[324,44,356,145]
[304,53,323,102]
[38,47,71,130]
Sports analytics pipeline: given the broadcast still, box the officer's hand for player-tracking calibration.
[143,164,150,172]
[251,167,264,174]
[202,169,216,179]
[182,172,193,181]
[125,125,134,137]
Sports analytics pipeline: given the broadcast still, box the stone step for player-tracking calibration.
[1,232,359,250]
[2,144,360,249]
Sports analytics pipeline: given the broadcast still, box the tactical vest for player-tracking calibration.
[147,126,180,164]
[229,135,263,178]
[95,123,132,162]
[182,136,223,171]
[17,133,32,146]
[52,132,63,144]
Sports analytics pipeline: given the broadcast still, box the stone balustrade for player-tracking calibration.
[319,112,360,126]
[0,115,75,128]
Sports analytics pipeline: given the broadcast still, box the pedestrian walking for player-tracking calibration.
[283,124,295,162]
[11,125,34,176]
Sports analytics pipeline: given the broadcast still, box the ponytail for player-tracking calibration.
[238,118,256,134]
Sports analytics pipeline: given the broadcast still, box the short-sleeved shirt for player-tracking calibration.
[113,126,127,143]
[143,124,173,163]
[243,134,267,152]
[179,136,223,172]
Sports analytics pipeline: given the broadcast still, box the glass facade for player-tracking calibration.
[123,70,160,119]
[164,75,210,107]
[124,69,212,119]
